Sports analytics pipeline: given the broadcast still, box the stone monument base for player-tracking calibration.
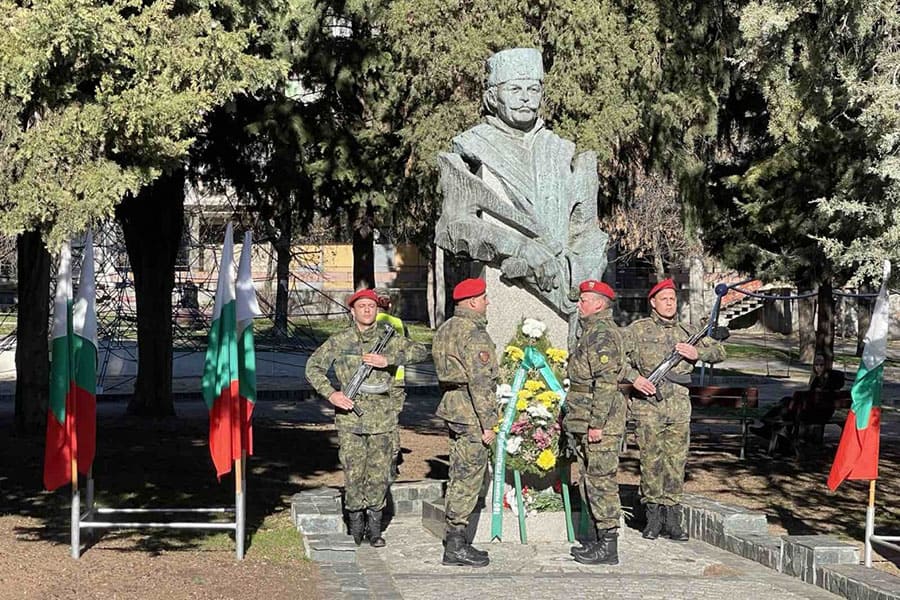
[483,265,571,351]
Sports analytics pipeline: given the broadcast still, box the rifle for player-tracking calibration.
[645,283,731,392]
[342,324,396,417]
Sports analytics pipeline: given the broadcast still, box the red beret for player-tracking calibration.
[347,288,378,307]
[453,278,486,301]
[648,278,676,299]
[578,280,615,300]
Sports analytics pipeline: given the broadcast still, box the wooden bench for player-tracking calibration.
[689,386,761,459]
[620,385,760,459]
[766,390,852,454]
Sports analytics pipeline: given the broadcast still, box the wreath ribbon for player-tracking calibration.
[490,346,566,539]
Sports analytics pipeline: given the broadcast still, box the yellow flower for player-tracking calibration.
[546,347,569,364]
[517,389,534,401]
[515,398,528,411]
[536,391,559,407]
[505,345,525,362]
[536,449,557,470]
[523,380,546,392]
[492,424,500,433]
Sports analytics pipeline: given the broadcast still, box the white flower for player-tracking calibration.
[506,436,523,455]
[496,383,513,404]
[521,318,547,339]
[526,403,553,421]
[504,486,525,517]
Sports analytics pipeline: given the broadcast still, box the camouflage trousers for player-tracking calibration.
[632,397,690,505]
[338,429,394,512]
[575,427,624,531]
[389,387,406,483]
[445,422,489,532]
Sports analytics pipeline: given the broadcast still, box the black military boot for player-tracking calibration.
[663,504,689,541]
[348,511,365,546]
[366,508,386,547]
[573,528,619,565]
[442,529,489,567]
[642,503,662,540]
[464,518,488,559]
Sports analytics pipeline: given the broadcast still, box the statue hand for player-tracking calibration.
[534,258,559,291]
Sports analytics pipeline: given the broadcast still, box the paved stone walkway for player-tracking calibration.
[315,517,841,600]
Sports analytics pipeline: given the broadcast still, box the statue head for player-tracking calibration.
[483,48,544,131]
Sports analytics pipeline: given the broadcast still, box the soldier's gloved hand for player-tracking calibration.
[328,391,355,412]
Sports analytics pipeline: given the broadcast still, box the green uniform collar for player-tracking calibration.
[580,307,612,327]
[454,305,487,328]
[650,311,678,328]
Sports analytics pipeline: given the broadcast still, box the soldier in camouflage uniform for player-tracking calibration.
[306,288,429,547]
[628,278,725,541]
[432,277,497,568]
[564,279,652,565]
[374,289,408,481]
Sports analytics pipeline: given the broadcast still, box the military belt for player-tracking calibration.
[569,382,593,394]
[439,382,467,392]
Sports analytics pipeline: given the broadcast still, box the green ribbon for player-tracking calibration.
[490,346,566,540]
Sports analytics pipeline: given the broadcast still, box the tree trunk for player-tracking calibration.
[273,209,292,338]
[115,171,185,416]
[856,283,873,357]
[816,279,836,369]
[797,286,816,364]
[352,203,375,290]
[14,230,50,434]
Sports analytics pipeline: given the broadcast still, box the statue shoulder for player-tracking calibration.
[452,123,505,157]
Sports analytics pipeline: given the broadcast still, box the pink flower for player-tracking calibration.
[532,428,551,449]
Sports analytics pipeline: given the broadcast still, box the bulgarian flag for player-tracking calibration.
[827,260,891,491]
[201,225,260,478]
[44,233,97,491]
[236,230,261,456]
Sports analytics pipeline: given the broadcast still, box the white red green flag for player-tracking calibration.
[236,231,261,455]
[201,225,260,478]
[827,260,890,490]
[44,233,97,491]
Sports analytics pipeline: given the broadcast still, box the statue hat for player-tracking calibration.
[486,48,544,86]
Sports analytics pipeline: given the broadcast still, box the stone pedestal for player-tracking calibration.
[484,265,571,351]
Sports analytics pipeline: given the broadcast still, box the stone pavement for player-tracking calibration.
[315,517,841,600]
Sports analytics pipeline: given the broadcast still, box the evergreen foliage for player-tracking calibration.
[0,0,284,247]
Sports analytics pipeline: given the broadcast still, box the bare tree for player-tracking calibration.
[602,170,699,278]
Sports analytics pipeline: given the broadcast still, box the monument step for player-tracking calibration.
[421,498,594,544]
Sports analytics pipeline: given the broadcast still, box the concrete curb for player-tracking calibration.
[681,494,899,599]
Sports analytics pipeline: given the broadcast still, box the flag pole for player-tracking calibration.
[235,452,244,560]
[865,479,876,567]
[69,284,80,559]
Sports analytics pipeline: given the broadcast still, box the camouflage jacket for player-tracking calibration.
[305,321,430,434]
[627,313,726,399]
[432,306,498,430]
[564,309,638,434]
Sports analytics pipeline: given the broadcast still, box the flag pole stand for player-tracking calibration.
[865,479,876,567]
[235,453,246,560]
